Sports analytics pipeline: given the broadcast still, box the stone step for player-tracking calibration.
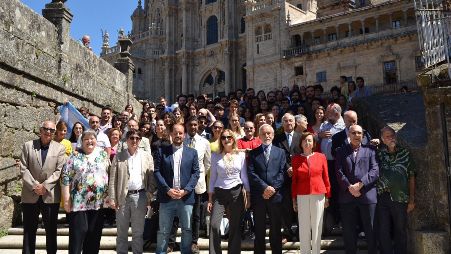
[0,234,367,250]
[0,250,364,254]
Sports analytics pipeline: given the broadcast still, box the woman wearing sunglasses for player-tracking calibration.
[207,129,250,254]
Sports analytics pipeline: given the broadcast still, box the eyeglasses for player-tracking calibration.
[221,136,233,140]
[41,127,56,133]
[213,126,223,129]
[128,136,141,141]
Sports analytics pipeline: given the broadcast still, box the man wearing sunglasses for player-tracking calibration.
[18,120,67,254]
[109,129,156,254]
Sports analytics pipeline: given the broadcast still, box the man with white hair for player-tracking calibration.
[248,124,288,254]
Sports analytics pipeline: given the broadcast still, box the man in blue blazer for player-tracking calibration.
[248,124,288,254]
[335,125,379,254]
[154,124,200,254]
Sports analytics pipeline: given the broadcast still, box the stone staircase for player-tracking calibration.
[0,210,368,253]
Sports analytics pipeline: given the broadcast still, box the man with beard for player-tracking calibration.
[154,124,200,254]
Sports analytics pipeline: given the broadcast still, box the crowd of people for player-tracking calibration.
[18,76,415,254]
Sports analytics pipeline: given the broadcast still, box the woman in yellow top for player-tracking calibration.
[54,120,72,156]
[209,120,224,154]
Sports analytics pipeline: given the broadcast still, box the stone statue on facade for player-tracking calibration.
[101,29,110,48]
[51,0,67,2]
[118,28,126,39]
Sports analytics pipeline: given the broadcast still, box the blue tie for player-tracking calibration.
[264,145,270,163]
[287,133,292,148]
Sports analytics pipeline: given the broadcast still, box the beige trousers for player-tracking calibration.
[297,194,325,254]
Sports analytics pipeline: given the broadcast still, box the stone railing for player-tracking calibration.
[283,25,417,58]
[246,0,282,14]
[102,45,120,56]
[130,28,165,42]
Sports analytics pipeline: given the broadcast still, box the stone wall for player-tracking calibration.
[353,90,450,253]
[0,0,140,230]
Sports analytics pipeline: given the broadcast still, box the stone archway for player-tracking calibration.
[199,68,225,98]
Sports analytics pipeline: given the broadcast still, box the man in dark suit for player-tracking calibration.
[331,110,372,158]
[19,120,66,254]
[272,113,301,242]
[335,125,379,254]
[248,124,288,254]
[154,124,200,254]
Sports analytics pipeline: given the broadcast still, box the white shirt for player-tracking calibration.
[184,134,211,194]
[319,118,345,160]
[127,150,143,191]
[172,145,183,189]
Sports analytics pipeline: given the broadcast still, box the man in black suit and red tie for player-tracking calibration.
[248,124,289,254]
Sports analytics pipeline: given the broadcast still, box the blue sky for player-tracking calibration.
[20,0,138,55]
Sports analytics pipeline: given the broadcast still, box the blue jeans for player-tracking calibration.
[156,200,193,254]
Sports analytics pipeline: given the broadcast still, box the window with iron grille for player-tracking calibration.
[328,33,337,41]
[295,66,304,76]
[383,61,398,84]
[392,20,401,29]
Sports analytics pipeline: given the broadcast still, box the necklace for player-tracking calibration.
[223,153,235,177]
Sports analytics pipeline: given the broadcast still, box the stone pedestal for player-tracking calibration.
[415,231,449,254]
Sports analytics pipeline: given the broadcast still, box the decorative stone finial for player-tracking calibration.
[51,0,67,3]
[138,0,142,7]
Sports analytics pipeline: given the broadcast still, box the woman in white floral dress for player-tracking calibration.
[61,130,110,254]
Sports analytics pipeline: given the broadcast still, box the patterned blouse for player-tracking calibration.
[62,147,110,212]
[376,146,415,203]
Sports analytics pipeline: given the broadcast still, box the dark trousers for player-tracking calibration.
[68,209,105,254]
[253,199,282,254]
[191,193,202,244]
[280,179,297,240]
[327,160,341,224]
[209,185,244,254]
[22,197,59,254]
[340,202,377,254]
[377,192,408,254]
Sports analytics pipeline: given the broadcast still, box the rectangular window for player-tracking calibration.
[328,33,337,41]
[415,56,425,71]
[296,3,303,10]
[257,44,260,54]
[383,61,398,84]
[316,71,327,83]
[392,20,401,29]
[346,76,353,82]
[359,0,366,7]
[313,36,321,44]
[345,30,350,37]
[295,66,304,76]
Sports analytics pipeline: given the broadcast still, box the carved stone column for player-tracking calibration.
[42,1,73,74]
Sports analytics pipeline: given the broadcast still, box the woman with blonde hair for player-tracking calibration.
[229,114,245,139]
[208,129,250,254]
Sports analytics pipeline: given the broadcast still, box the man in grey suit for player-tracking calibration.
[19,120,66,254]
[109,129,156,254]
[273,113,302,242]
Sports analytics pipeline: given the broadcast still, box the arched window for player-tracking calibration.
[264,24,272,34]
[292,34,301,47]
[240,17,246,34]
[255,26,262,36]
[206,16,218,45]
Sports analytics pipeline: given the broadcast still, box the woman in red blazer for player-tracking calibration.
[291,131,331,254]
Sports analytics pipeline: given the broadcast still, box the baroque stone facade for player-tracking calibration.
[102,0,420,101]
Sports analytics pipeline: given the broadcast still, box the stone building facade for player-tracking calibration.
[101,0,421,101]
[0,0,140,231]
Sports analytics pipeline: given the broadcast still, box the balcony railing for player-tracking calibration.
[246,0,282,14]
[283,25,417,58]
[130,28,165,42]
[101,45,120,56]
